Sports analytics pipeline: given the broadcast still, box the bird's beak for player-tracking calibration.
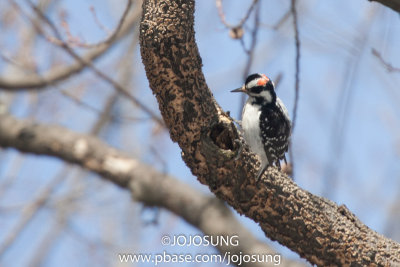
[231,85,246,93]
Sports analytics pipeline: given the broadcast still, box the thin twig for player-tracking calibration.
[372,48,400,73]
[289,0,301,177]
[291,0,301,132]
[215,0,261,115]
[323,8,377,198]
[238,1,261,116]
[90,5,111,35]
[1,1,140,90]
[25,0,165,127]
[273,8,291,30]
[60,90,146,123]
[216,0,258,29]
[58,0,132,48]
[0,168,68,256]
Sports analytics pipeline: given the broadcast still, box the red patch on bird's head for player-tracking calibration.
[261,74,269,81]
[257,79,267,86]
[257,75,269,86]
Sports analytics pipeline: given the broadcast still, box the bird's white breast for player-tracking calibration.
[242,99,268,165]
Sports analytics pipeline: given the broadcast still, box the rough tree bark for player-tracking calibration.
[369,0,400,12]
[139,0,400,266]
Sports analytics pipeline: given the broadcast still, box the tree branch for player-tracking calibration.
[0,113,304,267]
[139,0,400,265]
[0,2,140,90]
[369,0,400,12]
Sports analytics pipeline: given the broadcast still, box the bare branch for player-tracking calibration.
[290,0,301,133]
[24,1,164,126]
[0,167,67,255]
[372,48,400,73]
[238,2,260,115]
[288,0,301,176]
[215,0,258,29]
[0,1,141,90]
[0,85,122,256]
[369,0,400,13]
[0,113,303,267]
[54,0,133,48]
[139,0,400,265]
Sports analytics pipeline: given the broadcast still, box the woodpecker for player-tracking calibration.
[231,73,291,180]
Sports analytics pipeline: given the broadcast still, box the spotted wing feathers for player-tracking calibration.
[259,100,291,168]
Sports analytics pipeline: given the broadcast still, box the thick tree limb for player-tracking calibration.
[369,0,400,12]
[0,113,304,267]
[139,0,400,265]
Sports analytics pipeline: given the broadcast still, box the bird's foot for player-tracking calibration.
[256,165,268,182]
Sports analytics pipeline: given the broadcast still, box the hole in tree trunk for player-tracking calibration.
[209,122,235,151]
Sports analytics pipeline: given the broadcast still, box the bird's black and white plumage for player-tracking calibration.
[231,73,291,180]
